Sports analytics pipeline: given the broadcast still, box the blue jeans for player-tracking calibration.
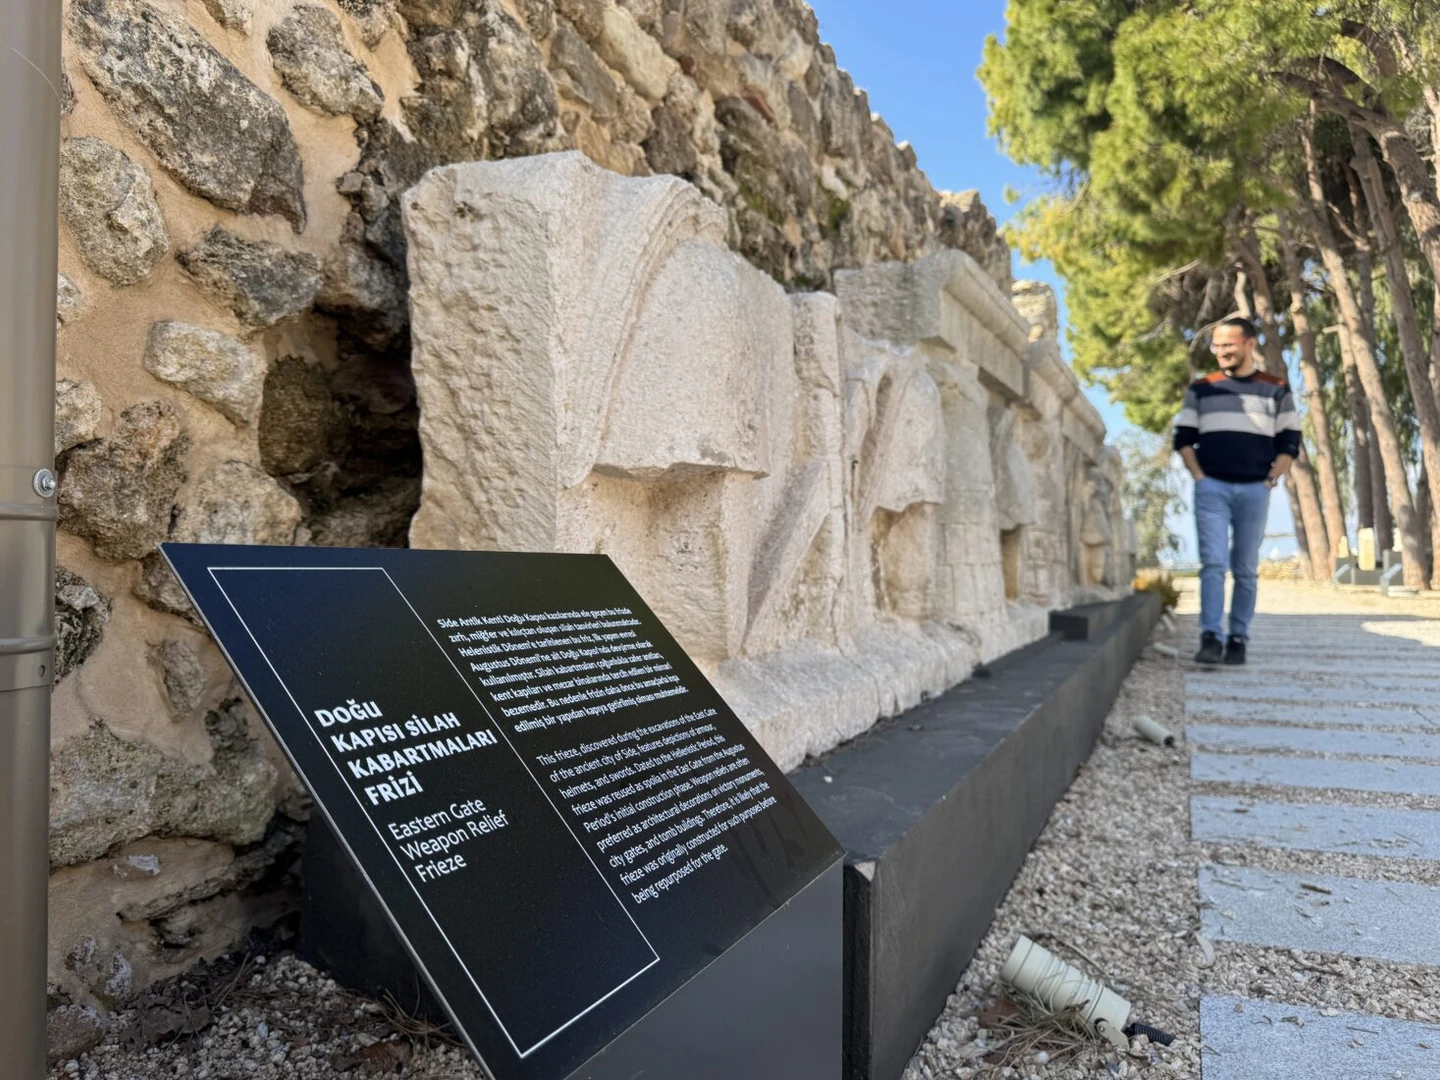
[1195,477,1270,641]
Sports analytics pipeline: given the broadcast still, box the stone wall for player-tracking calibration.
[45,0,1130,1032]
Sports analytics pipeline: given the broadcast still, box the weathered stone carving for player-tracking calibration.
[404,153,1129,769]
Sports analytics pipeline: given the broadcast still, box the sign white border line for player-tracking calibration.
[178,566,494,1071]
[206,565,660,1061]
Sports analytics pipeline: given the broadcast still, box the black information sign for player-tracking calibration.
[163,544,843,1080]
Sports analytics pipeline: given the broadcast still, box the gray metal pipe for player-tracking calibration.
[0,0,62,1073]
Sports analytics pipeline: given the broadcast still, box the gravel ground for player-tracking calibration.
[50,947,484,1079]
[56,580,1440,1080]
[900,618,1201,1080]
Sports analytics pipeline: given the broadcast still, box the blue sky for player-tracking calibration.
[806,0,1298,559]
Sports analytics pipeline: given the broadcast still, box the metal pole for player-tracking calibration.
[0,0,61,1074]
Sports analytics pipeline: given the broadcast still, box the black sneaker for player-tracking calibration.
[1223,636,1246,665]
[1194,631,1223,665]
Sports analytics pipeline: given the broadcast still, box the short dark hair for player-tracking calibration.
[1218,316,1257,339]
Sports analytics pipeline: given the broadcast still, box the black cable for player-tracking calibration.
[1122,1021,1175,1047]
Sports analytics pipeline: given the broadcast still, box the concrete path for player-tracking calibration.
[1185,583,1440,1078]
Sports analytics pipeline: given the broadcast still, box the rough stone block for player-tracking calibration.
[55,568,111,683]
[268,5,383,121]
[59,137,168,286]
[143,322,265,425]
[70,0,307,229]
[175,227,323,332]
[55,378,102,455]
[58,401,189,562]
[56,273,86,328]
[171,461,302,546]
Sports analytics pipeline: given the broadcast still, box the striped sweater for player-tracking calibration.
[1172,370,1302,483]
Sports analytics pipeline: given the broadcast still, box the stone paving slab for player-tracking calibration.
[1236,640,1440,653]
[1187,679,1440,709]
[1191,796,1440,860]
[1199,865,1440,967]
[1186,700,1439,728]
[1230,665,1440,682]
[1233,630,1440,640]
[1187,723,1440,760]
[1190,669,1440,690]
[1235,651,1440,666]
[1192,751,1440,796]
[1199,994,1440,1080]
[1221,636,1440,648]
[1185,589,1440,1080]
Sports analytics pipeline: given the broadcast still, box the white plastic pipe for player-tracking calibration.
[1000,935,1131,1050]
[1133,715,1176,747]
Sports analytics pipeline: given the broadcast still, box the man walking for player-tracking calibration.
[1173,318,1301,665]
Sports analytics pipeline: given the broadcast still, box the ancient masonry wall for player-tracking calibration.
[45,0,1133,1028]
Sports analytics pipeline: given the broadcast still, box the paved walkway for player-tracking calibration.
[1182,582,1440,1078]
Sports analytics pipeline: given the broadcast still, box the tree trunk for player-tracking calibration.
[1236,233,1332,578]
[1303,116,1425,585]
[1342,163,1397,553]
[1279,212,1348,555]
[1418,459,1436,584]
[1422,87,1440,408]
[1328,323,1376,533]
[1239,223,1289,375]
[1290,483,1314,580]
[1370,412,1395,553]
[1289,453,1333,580]
[1241,227,1332,577]
[1433,285,1440,405]
[1353,122,1440,586]
[1354,106,1440,321]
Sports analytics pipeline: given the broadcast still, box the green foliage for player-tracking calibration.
[1117,430,1185,568]
[977,0,1436,433]
[980,0,1135,176]
[1013,193,1196,431]
[980,0,1287,425]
